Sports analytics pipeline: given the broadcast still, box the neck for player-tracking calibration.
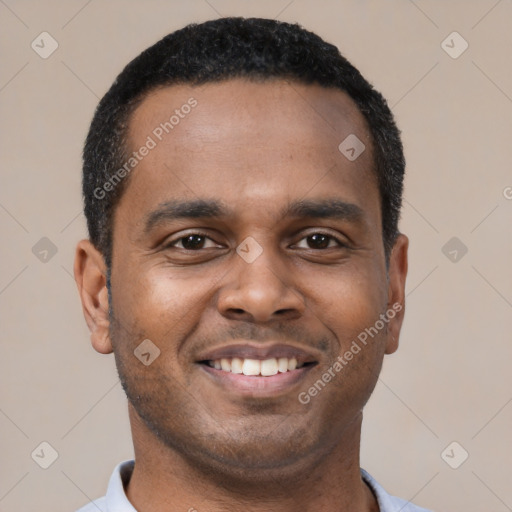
[125,405,378,512]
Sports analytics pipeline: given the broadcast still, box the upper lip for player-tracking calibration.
[196,342,320,364]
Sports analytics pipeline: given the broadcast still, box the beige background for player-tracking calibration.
[1,0,511,510]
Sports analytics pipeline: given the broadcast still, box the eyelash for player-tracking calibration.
[165,231,347,250]
[166,231,220,250]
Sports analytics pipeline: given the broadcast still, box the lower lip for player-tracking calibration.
[199,364,315,397]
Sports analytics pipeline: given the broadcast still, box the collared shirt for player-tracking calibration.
[76,460,433,512]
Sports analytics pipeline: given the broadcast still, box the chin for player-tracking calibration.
[153,421,326,486]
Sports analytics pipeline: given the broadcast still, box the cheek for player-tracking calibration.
[115,264,181,317]
[312,267,389,403]
[111,264,218,350]
[141,267,219,318]
[305,263,387,349]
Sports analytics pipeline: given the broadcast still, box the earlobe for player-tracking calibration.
[384,234,408,355]
[74,239,113,354]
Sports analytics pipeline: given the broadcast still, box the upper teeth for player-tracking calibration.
[209,357,302,376]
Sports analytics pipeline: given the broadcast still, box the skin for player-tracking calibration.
[74,79,408,512]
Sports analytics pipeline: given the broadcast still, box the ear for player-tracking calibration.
[74,239,113,354]
[384,234,408,355]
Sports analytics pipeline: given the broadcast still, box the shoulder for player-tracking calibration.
[73,460,135,512]
[74,497,107,512]
[361,468,434,512]
[382,495,434,512]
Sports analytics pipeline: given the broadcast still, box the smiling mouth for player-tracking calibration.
[195,342,320,394]
[199,357,317,376]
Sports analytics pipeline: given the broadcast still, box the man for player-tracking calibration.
[74,17,431,512]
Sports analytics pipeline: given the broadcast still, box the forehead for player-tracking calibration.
[128,79,371,155]
[117,79,379,229]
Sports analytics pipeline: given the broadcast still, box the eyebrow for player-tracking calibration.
[283,198,364,223]
[144,199,228,233]
[143,198,365,234]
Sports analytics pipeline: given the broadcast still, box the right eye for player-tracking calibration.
[165,232,221,251]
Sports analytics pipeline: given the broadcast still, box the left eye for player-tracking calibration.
[170,234,219,250]
[294,233,342,249]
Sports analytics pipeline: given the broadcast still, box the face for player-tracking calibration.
[76,79,408,480]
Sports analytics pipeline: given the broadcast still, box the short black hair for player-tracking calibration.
[83,17,405,268]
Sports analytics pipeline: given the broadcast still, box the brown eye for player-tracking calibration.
[180,235,206,250]
[168,233,220,251]
[295,233,342,250]
[307,234,330,249]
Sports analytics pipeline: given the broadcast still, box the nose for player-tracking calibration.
[217,248,305,323]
